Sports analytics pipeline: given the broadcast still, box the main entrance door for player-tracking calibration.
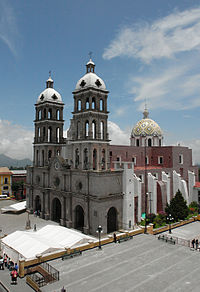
[107,207,118,233]
[35,196,41,213]
[75,205,84,231]
[52,198,61,223]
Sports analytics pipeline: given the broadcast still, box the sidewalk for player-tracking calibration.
[0,268,33,292]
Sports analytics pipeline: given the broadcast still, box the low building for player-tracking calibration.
[0,167,12,197]
[11,170,27,200]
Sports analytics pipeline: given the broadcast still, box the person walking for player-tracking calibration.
[10,268,18,285]
[113,233,117,243]
[0,256,4,270]
[196,239,199,250]
[3,254,7,268]
[192,238,195,249]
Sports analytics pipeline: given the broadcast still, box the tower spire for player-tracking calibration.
[143,99,149,119]
[46,71,54,88]
[86,52,95,73]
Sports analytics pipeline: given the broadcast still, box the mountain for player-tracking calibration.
[0,154,32,168]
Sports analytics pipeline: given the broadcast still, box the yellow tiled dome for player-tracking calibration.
[131,109,162,137]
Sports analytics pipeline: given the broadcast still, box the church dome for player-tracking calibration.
[131,108,162,137]
[75,58,107,91]
[36,76,63,104]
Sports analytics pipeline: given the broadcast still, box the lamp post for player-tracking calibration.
[148,192,152,222]
[167,214,174,234]
[96,225,103,249]
[144,136,148,233]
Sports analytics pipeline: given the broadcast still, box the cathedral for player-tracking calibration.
[26,58,199,235]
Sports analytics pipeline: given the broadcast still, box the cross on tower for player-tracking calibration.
[89,52,92,59]
[49,70,51,78]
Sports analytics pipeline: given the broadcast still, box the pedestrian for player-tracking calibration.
[113,233,117,243]
[3,254,7,268]
[196,239,199,250]
[10,268,18,285]
[192,238,195,248]
[0,256,4,270]
[14,263,18,271]
[7,257,10,269]
[61,287,66,292]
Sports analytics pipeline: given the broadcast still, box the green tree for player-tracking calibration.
[165,189,189,221]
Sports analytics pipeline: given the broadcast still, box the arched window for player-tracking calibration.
[78,100,81,111]
[136,139,140,147]
[36,150,39,166]
[44,109,46,119]
[85,121,89,138]
[48,150,52,160]
[56,110,60,120]
[92,120,96,139]
[159,139,162,146]
[42,150,44,166]
[56,128,60,143]
[84,148,88,169]
[93,149,97,170]
[48,127,52,142]
[75,148,79,168]
[92,97,96,109]
[57,150,60,156]
[100,121,104,140]
[148,138,152,147]
[38,110,42,120]
[102,149,105,170]
[48,109,52,119]
[43,127,46,141]
[100,99,104,111]
[86,98,89,110]
[77,121,81,139]
[38,127,40,138]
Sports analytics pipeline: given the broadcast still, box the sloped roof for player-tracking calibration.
[2,225,95,260]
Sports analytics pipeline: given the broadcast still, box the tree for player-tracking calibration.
[165,189,189,221]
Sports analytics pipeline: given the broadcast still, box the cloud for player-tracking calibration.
[0,120,33,160]
[0,0,19,56]
[103,7,200,63]
[108,121,130,145]
[126,61,200,111]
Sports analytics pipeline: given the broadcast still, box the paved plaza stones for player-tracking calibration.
[1,199,200,291]
[41,231,200,292]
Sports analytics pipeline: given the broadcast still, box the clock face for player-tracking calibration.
[54,162,59,170]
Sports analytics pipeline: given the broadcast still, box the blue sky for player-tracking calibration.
[0,0,200,162]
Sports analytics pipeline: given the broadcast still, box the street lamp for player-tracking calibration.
[96,225,103,249]
[167,214,174,234]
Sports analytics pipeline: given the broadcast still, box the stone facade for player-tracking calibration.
[27,59,199,235]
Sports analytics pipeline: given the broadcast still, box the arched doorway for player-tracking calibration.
[75,205,84,231]
[107,207,118,233]
[52,198,62,223]
[35,196,41,213]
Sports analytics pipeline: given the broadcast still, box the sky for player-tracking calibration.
[0,0,200,163]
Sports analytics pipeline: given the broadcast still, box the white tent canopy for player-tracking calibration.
[1,201,26,213]
[1,225,95,262]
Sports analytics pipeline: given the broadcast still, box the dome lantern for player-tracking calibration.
[46,71,54,89]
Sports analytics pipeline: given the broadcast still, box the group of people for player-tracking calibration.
[0,254,19,284]
[191,238,199,250]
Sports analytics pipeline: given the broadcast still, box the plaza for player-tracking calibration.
[1,199,200,291]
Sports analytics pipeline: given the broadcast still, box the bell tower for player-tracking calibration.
[34,74,65,167]
[67,58,110,171]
